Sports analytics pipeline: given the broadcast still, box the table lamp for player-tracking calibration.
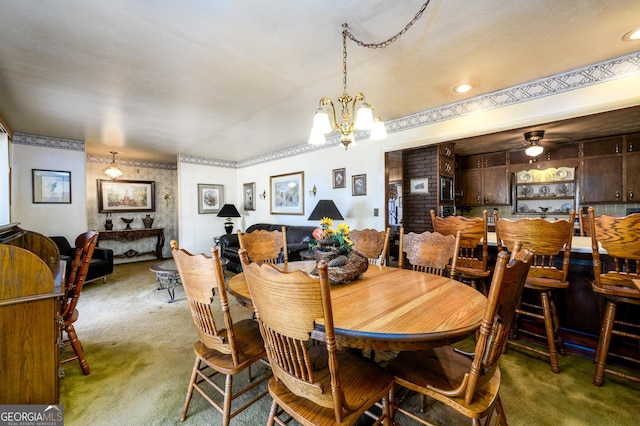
[308,199,344,221]
[217,204,241,234]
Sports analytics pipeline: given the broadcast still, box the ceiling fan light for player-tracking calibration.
[525,144,544,157]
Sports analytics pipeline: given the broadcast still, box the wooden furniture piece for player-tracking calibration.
[587,207,640,386]
[387,248,534,425]
[170,241,270,425]
[239,249,393,426]
[431,209,491,293]
[237,226,287,265]
[0,223,65,404]
[578,209,591,237]
[494,210,576,373]
[60,231,98,375]
[398,228,460,276]
[228,261,487,352]
[349,227,390,266]
[51,235,113,283]
[98,228,165,260]
[149,258,230,303]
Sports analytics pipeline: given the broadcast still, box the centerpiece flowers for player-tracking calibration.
[308,217,353,257]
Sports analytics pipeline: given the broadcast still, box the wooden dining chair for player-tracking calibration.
[398,228,461,277]
[349,227,390,266]
[386,247,534,425]
[60,231,98,376]
[494,210,575,373]
[578,208,591,237]
[239,248,394,426]
[237,226,288,265]
[587,207,640,386]
[430,209,491,293]
[170,241,270,425]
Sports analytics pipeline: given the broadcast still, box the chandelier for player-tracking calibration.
[103,151,124,180]
[308,1,432,149]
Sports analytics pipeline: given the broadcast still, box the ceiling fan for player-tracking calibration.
[510,130,572,158]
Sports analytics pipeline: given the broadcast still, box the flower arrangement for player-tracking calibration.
[308,217,353,255]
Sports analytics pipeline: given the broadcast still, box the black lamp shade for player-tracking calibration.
[217,204,241,219]
[308,199,344,221]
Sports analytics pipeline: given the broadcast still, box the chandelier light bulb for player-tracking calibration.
[370,118,388,140]
[312,108,332,134]
[354,103,374,130]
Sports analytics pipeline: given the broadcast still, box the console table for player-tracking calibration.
[98,228,165,260]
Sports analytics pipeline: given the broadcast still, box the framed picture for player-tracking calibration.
[32,169,71,204]
[410,178,428,194]
[243,182,256,211]
[352,174,367,196]
[197,184,224,214]
[98,179,155,212]
[332,168,346,189]
[270,171,304,215]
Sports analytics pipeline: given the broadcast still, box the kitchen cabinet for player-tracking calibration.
[514,167,576,215]
[459,153,509,206]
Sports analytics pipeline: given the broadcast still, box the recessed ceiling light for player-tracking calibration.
[454,83,472,93]
[622,28,640,42]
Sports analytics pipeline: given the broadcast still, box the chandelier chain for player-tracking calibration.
[343,0,431,50]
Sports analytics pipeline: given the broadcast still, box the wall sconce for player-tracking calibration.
[259,190,267,200]
[309,184,317,197]
[164,194,170,207]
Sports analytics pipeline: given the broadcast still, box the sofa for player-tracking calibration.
[51,235,114,283]
[219,223,318,273]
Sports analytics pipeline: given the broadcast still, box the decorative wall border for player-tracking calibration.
[87,154,176,171]
[13,133,84,151]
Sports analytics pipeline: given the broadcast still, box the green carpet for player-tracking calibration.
[59,260,640,425]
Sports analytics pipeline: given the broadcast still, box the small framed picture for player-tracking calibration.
[410,178,428,194]
[333,168,346,189]
[352,174,367,196]
[197,184,224,214]
[32,169,71,204]
[243,182,256,211]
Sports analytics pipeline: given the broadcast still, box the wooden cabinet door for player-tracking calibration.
[625,152,640,202]
[581,156,622,203]
[483,166,509,205]
[460,168,482,205]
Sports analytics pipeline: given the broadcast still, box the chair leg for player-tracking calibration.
[181,357,200,422]
[594,300,616,387]
[267,399,279,426]
[222,374,233,426]
[548,292,566,356]
[65,323,90,375]
[540,291,560,373]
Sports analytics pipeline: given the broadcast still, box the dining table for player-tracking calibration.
[227,261,488,352]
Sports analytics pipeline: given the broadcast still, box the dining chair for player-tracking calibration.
[494,210,576,373]
[386,247,534,425]
[170,241,270,425]
[398,228,461,276]
[430,209,491,293]
[239,248,394,426]
[349,227,390,266]
[578,208,591,237]
[587,207,640,386]
[237,226,288,265]
[60,231,98,376]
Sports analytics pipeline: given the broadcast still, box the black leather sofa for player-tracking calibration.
[219,223,318,273]
[50,235,114,283]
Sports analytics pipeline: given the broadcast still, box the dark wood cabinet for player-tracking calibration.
[459,153,509,206]
[581,155,622,203]
[625,152,640,202]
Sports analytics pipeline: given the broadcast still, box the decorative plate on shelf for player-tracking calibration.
[555,169,568,180]
[518,186,534,197]
[518,171,531,182]
[544,169,556,181]
[561,203,572,212]
[556,183,574,196]
[539,185,551,196]
[518,203,529,213]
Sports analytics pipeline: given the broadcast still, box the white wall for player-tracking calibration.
[0,133,9,224]
[11,143,87,239]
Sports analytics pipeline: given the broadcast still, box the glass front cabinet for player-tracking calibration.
[513,167,576,216]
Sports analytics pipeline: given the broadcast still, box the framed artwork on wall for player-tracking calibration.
[352,174,367,196]
[97,179,155,212]
[32,169,71,204]
[197,183,224,214]
[243,182,256,211]
[332,168,346,189]
[410,178,428,194]
[270,171,304,215]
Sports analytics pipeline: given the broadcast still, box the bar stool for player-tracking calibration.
[494,210,575,373]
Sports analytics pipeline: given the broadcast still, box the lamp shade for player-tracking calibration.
[308,200,344,221]
[217,204,241,218]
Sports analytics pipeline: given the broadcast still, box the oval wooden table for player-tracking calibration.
[228,261,487,351]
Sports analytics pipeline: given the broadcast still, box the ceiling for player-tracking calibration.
[1,1,640,163]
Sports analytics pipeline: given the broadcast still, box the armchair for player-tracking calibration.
[51,235,114,283]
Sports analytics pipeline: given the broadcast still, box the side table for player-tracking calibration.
[150,258,230,303]
[299,249,316,260]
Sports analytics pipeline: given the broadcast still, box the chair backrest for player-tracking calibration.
[237,226,288,265]
[239,248,348,422]
[463,248,534,405]
[398,228,460,276]
[587,207,640,296]
[431,209,489,273]
[349,227,390,266]
[577,209,591,237]
[495,211,575,285]
[61,231,98,321]
[170,240,245,362]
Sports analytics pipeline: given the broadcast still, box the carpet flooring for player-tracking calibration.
[59,260,640,425]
